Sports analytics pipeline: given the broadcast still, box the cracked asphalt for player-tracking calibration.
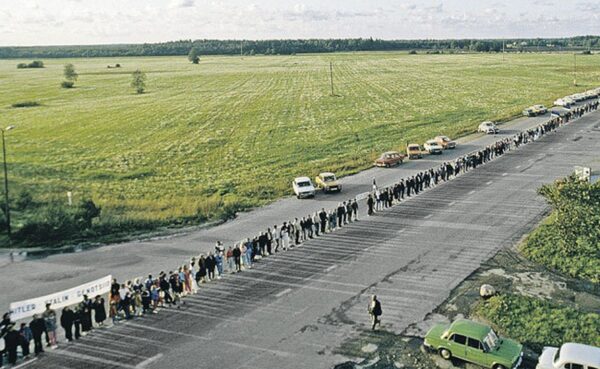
[4,108,600,369]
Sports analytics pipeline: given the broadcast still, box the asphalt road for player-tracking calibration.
[11,109,600,369]
[0,112,551,306]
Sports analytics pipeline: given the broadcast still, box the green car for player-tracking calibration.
[424,319,523,369]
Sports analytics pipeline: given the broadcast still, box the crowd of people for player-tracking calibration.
[1,100,598,368]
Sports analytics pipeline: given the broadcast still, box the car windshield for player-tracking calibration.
[323,175,335,182]
[483,330,499,350]
[553,347,561,363]
[297,181,311,187]
[442,137,450,142]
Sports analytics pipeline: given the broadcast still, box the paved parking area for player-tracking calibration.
[17,111,600,369]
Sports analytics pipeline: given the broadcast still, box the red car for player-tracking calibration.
[374,151,405,167]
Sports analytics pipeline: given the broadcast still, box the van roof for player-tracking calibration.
[558,343,600,366]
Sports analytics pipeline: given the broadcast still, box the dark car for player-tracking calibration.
[374,151,405,167]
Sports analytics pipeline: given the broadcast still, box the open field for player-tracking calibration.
[2,52,600,241]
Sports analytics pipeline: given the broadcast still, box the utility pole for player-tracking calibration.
[502,40,505,61]
[1,125,15,238]
[573,52,577,86]
[329,61,334,96]
[240,41,243,57]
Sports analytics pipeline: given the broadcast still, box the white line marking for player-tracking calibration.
[448,201,456,206]
[125,322,293,357]
[486,181,493,185]
[12,358,38,369]
[398,229,406,233]
[325,265,337,272]
[275,288,292,298]
[424,214,433,219]
[502,173,508,176]
[516,165,522,169]
[468,190,476,195]
[136,353,164,368]
[50,350,136,369]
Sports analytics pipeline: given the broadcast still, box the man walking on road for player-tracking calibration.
[367,295,382,331]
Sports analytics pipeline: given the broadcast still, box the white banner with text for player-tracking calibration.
[9,275,112,321]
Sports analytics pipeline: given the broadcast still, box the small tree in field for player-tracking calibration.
[62,63,78,88]
[188,47,200,64]
[131,70,147,94]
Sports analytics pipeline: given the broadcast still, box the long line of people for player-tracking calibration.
[1,100,597,368]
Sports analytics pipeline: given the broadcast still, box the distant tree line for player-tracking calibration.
[1,36,599,59]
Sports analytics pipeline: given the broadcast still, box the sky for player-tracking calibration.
[0,0,599,46]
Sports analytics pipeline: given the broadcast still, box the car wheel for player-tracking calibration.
[439,348,452,360]
[492,365,506,369]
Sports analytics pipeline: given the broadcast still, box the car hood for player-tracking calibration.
[492,338,522,365]
[424,323,449,341]
[536,347,558,369]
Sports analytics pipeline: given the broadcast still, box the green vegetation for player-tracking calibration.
[62,63,78,88]
[1,36,599,58]
[188,48,200,64]
[16,60,44,69]
[521,176,600,283]
[2,52,600,246]
[130,70,147,94]
[475,294,600,352]
[11,101,41,108]
[473,177,600,355]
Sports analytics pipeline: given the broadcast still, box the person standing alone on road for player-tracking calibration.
[367,295,382,330]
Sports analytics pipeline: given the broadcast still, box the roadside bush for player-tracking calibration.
[408,50,417,54]
[61,81,74,88]
[13,199,101,245]
[521,176,600,283]
[475,294,600,352]
[15,191,34,211]
[11,101,41,108]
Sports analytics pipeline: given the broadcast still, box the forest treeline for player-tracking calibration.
[1,36,599,59]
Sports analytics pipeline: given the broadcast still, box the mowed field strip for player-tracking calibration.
[2,52,600,227]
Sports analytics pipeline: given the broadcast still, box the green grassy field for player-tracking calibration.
[2,52,600,243]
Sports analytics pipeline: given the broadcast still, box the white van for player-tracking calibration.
[536,343,600,369]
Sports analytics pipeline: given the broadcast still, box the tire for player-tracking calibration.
[439,348,452,360]
[493,365,507,369]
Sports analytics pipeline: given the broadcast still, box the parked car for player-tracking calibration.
[292,177,316,199]
[424,140,443,154]
[314,172,342,193]
[536,343,600,369]
[532,105,548,114]
[551,107,571,117]
[523,107,536,117]
[374,151,405,167]
[478,121,499,134]
[435,135,456,149]
[554,98,572,108]
[407,144,423,160]
[424,319,523,369]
